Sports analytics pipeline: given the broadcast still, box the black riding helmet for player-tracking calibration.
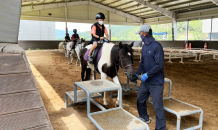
[96,12,105,20]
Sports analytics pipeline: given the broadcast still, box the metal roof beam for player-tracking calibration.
[107,0,122,6]
[142,7,218,21]
[151,0,172,5]
[98,0,107,3]
[135,10,158,15]
[21,1,141,22]
[89,1,141,22]
[121,4,139,11]
[211,0,218,6]
[132,0,175,18]
[141,13,163,18]
[113,1,134,8]
[125,7,149,13]
[163,0,210,8]
[129,8,153,14]
[159,0,201,7]
[168,1,215,10]
[121,4,147,11]
[20,15,140,25]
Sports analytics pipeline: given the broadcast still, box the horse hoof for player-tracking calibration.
[103,102,108,106]
[116,101,119,106]
[103,104,109,109]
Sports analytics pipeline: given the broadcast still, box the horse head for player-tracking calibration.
[118,42,136,81]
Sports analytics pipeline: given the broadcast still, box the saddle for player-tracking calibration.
[89,41,103,64]
[84,39,110,73]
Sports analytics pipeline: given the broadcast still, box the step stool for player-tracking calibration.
[66,79,150,130]
[149,78,203,130]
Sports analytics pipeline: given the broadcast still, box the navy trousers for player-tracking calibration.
[137,81,166,130]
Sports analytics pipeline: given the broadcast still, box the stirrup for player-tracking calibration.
[88,56,94,64]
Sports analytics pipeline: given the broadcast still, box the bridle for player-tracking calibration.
[115,48,137,91]
[118,50,133,75]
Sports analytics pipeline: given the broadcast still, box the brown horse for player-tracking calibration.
[80,42,136,105]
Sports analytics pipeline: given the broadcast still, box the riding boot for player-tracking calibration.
[88,56,94,64]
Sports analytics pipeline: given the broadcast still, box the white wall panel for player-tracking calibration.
[0,0,22,43]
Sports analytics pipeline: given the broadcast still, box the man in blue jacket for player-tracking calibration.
[135,24,166,130]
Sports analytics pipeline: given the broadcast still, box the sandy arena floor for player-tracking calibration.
[26,50,218,130]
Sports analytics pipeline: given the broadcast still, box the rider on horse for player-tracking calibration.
[70,29,80,51]
[65,33,71,42]
[88,12,109,63]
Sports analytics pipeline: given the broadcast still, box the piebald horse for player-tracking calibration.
[80,42,136,105]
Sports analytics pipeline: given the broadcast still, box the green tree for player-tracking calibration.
[177,22,187,40]
[188,20,208,40]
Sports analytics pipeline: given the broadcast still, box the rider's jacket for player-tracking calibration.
[65,36,70,41]
[72,34,79,41]
[91,22,105,41]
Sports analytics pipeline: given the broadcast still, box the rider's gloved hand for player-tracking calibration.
[141,73,148,82]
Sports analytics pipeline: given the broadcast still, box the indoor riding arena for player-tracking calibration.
[1,0,218,130]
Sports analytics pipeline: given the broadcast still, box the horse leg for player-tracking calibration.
[81,60,86,81]
[113,76,121,106]
[67,51,70,65]
[76,50,80,66]
[65,50,67,58]
[70,53,73,64]
[101,73,108,106]
[78,58,81,67]
[85,68,91,80]
[76,58,79,66]
[78,55,81,67]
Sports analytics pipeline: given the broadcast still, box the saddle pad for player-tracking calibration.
[84,46,103,63]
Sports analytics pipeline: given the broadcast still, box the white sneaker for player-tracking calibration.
[139,118,150,124]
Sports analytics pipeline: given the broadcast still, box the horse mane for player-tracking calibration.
[110,44,133,67]
[110,45,120,66]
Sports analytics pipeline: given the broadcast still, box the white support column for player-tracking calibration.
[109,11,111,41]
[186,20,189,40]
[140,18,144,26]
[210,16,213,40]
[65,4,68,34]
[88,2,90,20]
[109,24,111,41]
[172,17,177,41]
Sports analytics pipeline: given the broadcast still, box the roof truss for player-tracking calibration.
[132,0,175,18]
[21,1,141,22]
[211,0,218,6]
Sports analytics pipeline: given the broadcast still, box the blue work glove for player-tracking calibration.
[141,73,148,82]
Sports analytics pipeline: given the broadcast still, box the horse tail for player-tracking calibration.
[80,48,89,81]
[58,42,65,53]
